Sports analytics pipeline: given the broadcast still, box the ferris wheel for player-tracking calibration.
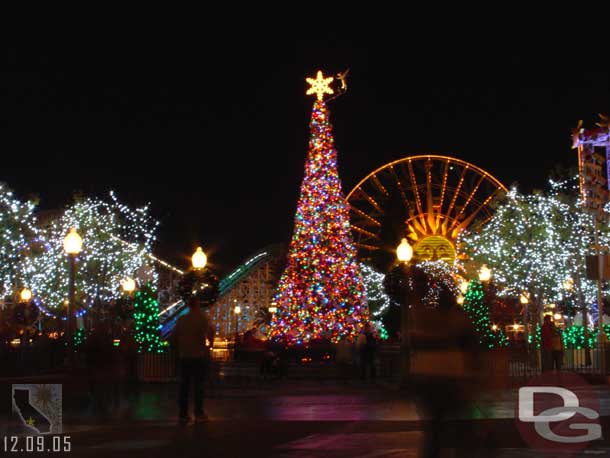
[346,155,507,264]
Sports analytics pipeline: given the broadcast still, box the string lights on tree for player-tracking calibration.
[459,178,610,334]
[0,183,39,298]
[462,280,508,348]
[269,71,368,344]
[360,263,390,339]
[30,192,159,311]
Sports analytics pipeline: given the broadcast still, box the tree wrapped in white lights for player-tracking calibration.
[459,180,609,330]
[31,192,158,310]
[360,263,391,338]
[0,183,39,298]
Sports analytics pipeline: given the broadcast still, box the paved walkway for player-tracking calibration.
[3,380,610,457]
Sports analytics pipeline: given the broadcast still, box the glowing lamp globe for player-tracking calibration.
[491,324,498,331]
[192,247,207,270]
[234,305,241,315]
[519,293,529,304]
[553,313,562,321]
[20,288,32,302]
[121,277,136,293]
[478,265,492,282]
[459,281,469,295]
[396,238,413,263]
[63,228,83,255]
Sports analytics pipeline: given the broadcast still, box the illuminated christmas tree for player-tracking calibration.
[133,283,162,353]
[269,71,367,344]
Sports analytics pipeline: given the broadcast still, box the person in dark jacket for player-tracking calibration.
[358,322,377,381]
[171,297,215,425]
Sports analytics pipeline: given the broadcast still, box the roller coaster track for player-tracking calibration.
[159,245,283,339]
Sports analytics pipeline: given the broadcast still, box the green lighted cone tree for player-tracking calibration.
[133,284,162,353]
[268,71,367,344]
[463,280,507,348]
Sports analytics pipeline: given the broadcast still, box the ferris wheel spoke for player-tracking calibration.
[446,165,468,220]
[388,165,413,214]
[450,172,486,229]
[350,205,382,227]
[406,160,423,215]
[357,187,383,213]
[371,174,389,197]
[352,225,380,239]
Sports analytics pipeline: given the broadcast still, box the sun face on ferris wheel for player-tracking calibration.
[346,155,507,264]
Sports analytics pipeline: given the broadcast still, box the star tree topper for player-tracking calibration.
[306,70,334,101]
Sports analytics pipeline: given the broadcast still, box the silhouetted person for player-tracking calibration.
[358,322,377,381]
[410,300,479,458]
[541,315,554,371]
[172,297,214,425]
[119,321,140,414]
[85,322,114,420]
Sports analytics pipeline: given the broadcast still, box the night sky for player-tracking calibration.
[2,38,609,274]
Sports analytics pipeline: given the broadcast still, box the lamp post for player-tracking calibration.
[20,288,32,303]
[478,265,492,283]
[121,277,136,294]
[268,301,278,314]
[396,238,413,386]
[234,305,241,342]
[192,247,207,270]
[63,228,82,367]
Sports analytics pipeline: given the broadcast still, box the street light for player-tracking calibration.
[396,238,413,263]
[121,277,136,294]
[63,228,82,367]
[20,288,32,302]
[268,302,277,314]
[478,265,492,282]
[192,247,207,270]
[234,305,241,341]
[520,293,529,304]
[459,280,469,295]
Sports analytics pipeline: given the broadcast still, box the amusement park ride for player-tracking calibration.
[346,155,507,264]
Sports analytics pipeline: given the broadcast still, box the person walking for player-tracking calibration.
[410,297,480,458]
[171,296,215,425]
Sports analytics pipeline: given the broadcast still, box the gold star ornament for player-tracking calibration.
[26,417,36,426]
[306,70,334,101]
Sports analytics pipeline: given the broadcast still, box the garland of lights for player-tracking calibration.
[30,192,158,311]
[268,99,367,344]
[416,261,460,308]
[462,280,508,348]
[0,183,39,299]
[460,177,610,323]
